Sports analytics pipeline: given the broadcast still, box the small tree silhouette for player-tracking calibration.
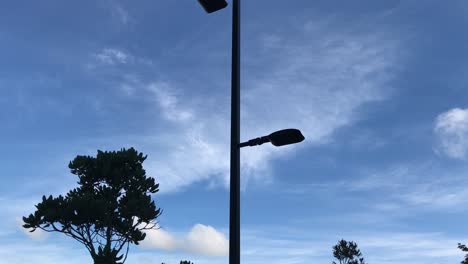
[459,243,468,264]
[23,148,162,264]
[180,261,194,264]
[332,239,366,264]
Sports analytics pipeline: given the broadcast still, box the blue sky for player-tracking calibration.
[1,0,468,263]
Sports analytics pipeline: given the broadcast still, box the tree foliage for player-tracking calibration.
[459,243,468,264]
[23,148,161,264]
[332,239,366,264]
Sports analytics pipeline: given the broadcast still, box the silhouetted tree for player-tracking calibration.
[23,148,161,264]
[459,243,468,264]
[332,239,366,264]
[180,261,194,264]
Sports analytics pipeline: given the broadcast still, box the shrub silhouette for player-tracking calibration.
[332,239,366,264]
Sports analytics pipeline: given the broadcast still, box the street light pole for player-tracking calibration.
[229,1,241,264]
[196,1,240,263]
[196,3,303,264]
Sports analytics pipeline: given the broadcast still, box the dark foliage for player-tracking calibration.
[332,239,366,264]
[180,261,194,264]
[23,148,161,264]
[459,243,468,264]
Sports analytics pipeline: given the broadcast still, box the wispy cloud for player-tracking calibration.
[3,221,466,264]
[358,232,464,264]
[16,217,48,241]
[108,0,131,26]
[92,15,402,193]
[434,107,468,159]
[239,227,466,264]
[94,48,133,65]
[149,82,194,123]
[350,162,468,212]
[0,242,88,264]
[281,160,468,216]
[19,11,400,195]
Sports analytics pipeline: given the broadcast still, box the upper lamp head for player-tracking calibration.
[197,0,228,13]
[268,129,305,147]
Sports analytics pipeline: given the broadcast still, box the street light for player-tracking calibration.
[197,0,228,13]
[239,129,305,148]
[195,1,304,264]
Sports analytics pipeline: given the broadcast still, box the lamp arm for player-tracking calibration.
[239,136,270,148]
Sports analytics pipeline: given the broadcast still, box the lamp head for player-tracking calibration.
[197,0,228,13]
[268,129,305,147]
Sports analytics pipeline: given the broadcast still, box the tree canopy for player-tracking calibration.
[459,243,468,264]
[23,148,161,264]
[332,239,366,264]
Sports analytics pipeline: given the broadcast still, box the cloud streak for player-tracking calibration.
[112,16,402,193]
[349,162,468,212]
[238,227,466,264]
[434,108,468,159]
[94,48,133,65]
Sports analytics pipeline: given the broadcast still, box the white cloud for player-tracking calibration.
[346,162,468,212]
[183,224,229,256]
[239,227,466,264]
[0,198,51,241]
[0,242,87,264]
[140,226,179,251]
[260,34,282,50]
[108,1,131,26]
[17,217,48,241]
[94,48,132,65]
[77,15,400,193]
[281,161,468,216]
[434,108,468,159]
[141,224,228,256]
[358,233,464,264]
[149,82,194,122]
[1,222,465,264]
[133,17,400,192]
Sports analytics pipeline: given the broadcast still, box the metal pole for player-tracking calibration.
[229,0,240,263]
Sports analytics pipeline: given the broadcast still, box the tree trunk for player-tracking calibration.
[93,256,119,264]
